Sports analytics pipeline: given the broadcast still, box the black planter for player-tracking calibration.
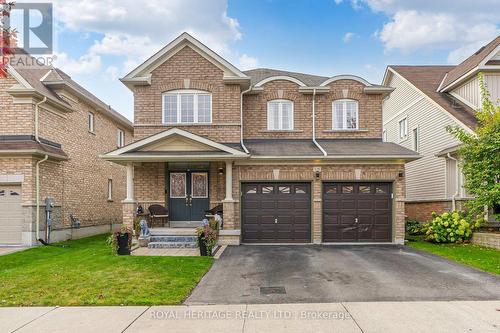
[117,233,131,255]
[198,235,208,256]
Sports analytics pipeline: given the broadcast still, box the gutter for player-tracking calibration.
[312,88,327,156]
[447,153,460,210]
[240,86,252,154]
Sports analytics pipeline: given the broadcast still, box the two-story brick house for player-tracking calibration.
[103,33,418,245]
[0,57,133,246]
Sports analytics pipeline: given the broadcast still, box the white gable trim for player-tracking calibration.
[320,75,372,87]
[254,76,307,87]
[387,67,475,134]
[105,128,247,157]
[122,33,249,82]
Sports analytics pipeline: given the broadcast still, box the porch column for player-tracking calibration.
[225,160,233,201]
[122,163,136,228]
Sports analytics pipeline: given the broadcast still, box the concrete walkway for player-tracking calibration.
[1,301,498,333]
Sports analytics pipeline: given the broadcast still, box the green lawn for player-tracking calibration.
[407,237,500,275]
[0,234,213,306]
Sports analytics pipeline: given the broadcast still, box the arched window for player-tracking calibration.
[162,90,212,124]
[267,99,294,130]
[332,99,358,130]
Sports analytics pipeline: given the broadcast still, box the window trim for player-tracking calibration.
[412,126,419,152]
[88,112,95,133]
[162,90,212,125]
[267,99,294,131]
[107,179,113,201]
[383,129,387,142]
[398,116,408,142]
[332,99,359,130]
[117,129,125,148]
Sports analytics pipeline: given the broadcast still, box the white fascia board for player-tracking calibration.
[101,154,247,163]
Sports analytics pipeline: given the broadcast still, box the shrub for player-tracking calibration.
[424,211,482,243]
[406,220,424,236]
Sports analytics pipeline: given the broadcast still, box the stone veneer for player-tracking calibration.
[471,232,500,249]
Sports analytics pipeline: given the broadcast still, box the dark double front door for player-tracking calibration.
[169,171,209,223]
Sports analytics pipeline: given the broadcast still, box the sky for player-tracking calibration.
[11,0,500,120]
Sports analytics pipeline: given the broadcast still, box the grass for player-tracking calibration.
[407,236,500,275]
[0,234,213,306]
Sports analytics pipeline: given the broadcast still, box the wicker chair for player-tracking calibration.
[148,204,169,228]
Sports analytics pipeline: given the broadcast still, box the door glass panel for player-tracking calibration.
[191,173,208,198]
[262,186,274,194]
[278,186,291,194]
[295,185,308,194]
[375,185,388,194]
[245,186,257,194]
[359,185,371,194]
[342,185,353,194]
[324,185,337,194]
[0,190,4,196]
[170,173,186,198]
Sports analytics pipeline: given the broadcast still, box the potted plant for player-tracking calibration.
[196,225,218,256]
[107,226,133,255]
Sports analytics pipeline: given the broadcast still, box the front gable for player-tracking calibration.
[139,134,220,152]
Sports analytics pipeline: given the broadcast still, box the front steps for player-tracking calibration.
[148,229,198,249]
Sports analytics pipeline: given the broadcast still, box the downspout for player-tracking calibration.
[240,86,252,154]
[312,88,327,156]
[34,97,48,243]
[447,153,459,211]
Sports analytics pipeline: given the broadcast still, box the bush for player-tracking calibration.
[406,220,424,236]
[424,211,481,243]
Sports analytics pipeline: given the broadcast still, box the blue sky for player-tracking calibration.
[12,0,500,120]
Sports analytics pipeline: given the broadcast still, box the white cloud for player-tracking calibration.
[104,66,119,81]
[238,54,259,70]
[334,0,500,63]
[343,32,356,43]
[53,52,101,76]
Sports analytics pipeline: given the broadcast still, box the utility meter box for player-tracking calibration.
[45,197,55,211]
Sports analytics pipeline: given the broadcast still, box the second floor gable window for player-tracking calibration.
[163,90,212,124]
[267,100,294,130]
[332,99,358,130]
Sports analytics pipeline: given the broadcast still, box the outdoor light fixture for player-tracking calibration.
[313,167,322,179]
[398,171,405,178]
[218,167,224,175]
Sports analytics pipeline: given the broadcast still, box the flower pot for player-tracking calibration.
[198,235,208,256]
[117,233,131,255]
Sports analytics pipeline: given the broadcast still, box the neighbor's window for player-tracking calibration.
[117,129,125,148]
[107,179,113,201]
[399,117,408,141]
[267,100,293,130]
[163,90,212,124]
[412,127,419,152]
[332,99,358,130]
[88,112,95,133]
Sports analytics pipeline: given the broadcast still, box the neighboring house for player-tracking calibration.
[0,57,133,246]
[382,35,500,222]
[103,32,419,245]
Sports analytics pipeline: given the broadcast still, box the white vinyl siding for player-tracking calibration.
[451,76,480,108]
[267,100,293,130]
[484,74,500,107]
[384,72,463,201]
[382,72,421,122]
[163,90,212,124]
[332,99,358,130]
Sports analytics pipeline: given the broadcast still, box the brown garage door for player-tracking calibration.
[323,183,392,242]
[242,183,311,243]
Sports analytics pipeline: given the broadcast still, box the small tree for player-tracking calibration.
[447,73,500,221]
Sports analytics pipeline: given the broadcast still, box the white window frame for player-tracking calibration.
[117,129,125,148]
[398,116,408,142]
[332,99,359,130]
[383,129,387,142]
[267,99,294,130]
[162,90,212,125]
[412,126,419,152]
[88,112,95,133]
[107,179,113,201]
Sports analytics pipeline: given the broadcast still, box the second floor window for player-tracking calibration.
[399,117,408,141]
[267,100,293,130]
[117,129,125,148]
[163,90,212,124]
[88,112,95,133]
[333,99,358,130]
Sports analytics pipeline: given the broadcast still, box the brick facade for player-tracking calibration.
[0,72,133,246]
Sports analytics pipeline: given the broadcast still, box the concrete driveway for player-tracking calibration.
[186,245,500,305]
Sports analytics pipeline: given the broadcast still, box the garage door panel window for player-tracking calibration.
[359,185,371,194]
[244,185,257,194]
[324,185,338,194]
[342,185,354,194]
[278,186,291,194]
[294,185,308,194]
[375,185,388,194]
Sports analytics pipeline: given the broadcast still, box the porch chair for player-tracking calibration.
[148,204,169,228]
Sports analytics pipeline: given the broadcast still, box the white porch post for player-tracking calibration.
[224,160,233,201]
[125,163,134,202]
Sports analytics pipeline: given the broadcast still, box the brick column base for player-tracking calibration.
[221,200,240,245]
[122,201,137,228]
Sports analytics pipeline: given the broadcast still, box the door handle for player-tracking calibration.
[189,196,193,206]
[274,218,278,224]
[185,197,189,206]
[354,217,359,224]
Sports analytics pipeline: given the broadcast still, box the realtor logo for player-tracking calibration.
[4,2,53,54]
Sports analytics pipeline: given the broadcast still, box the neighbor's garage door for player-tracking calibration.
[323,183,392,242]
[0,186,23,245]
[242,183,311,243]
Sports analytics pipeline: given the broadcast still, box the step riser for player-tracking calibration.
[148,242,198,249]
[150,236,198,243]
